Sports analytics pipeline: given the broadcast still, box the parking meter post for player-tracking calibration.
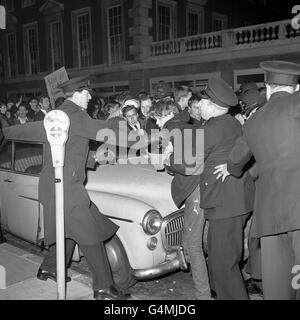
[43,110,70,300]
[54,165,65,300]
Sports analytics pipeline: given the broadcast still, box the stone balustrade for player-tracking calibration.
[149,19,300,58]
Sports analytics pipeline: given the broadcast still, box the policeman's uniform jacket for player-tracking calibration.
[39,100,119,246]
[227,91,300,237]
[200,113,255,219]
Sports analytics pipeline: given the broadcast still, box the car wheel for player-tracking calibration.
[105,235,137,290]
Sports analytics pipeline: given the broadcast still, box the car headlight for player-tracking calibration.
[142,210,162,235]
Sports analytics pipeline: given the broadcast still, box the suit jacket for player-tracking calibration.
[200,114,255,220]
[34,110,46,122]
[228,91,300,237]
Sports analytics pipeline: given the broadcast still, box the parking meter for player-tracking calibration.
[44,110,70,300]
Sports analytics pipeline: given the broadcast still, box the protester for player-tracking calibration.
[0,102,9,128]
[153,81,174,102]
[188,95,205,127]
[27,97,40,120]
[150,99,211,299]
[34,95,51,121]
[6,98,18,117]
[105,101,122,120]
[174,85,193,111]
[15,104,31,125]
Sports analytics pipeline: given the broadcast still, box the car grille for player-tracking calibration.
[161,210,184,251]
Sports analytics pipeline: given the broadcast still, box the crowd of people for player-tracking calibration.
[1,59,300,301]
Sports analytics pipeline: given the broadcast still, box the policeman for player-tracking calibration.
[36,76,131,300]
[200,77,255,300]
[214,60,300,300]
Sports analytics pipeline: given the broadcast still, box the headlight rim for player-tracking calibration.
[142,210,162,235]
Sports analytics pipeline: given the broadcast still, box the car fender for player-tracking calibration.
[88,190,166,270]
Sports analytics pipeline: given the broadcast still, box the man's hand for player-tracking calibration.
[94,147,116,164]
[214,163,230,182]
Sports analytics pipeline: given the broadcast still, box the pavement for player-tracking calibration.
[0,242,94,300]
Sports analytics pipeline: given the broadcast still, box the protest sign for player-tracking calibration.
[44,67,69,108]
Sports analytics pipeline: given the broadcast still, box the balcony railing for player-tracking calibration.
[149,19,300,58]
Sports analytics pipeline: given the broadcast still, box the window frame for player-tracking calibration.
[0,140,44,177]
[5,30,18,78]
[234,68,266,91]
[72,7,93,69]
[0,0,14,12]
[22,21,40,75]
[212,12,228,32]
[0,140,13,171]
[156,0,177,41]
[150,72,221,94]
[106,3,125,65]
[49,19,64,71]
[186,2,204,36]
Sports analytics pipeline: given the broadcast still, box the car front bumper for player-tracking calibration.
[132,246,188,280]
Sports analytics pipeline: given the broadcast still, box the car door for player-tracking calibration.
[0,140,44,244]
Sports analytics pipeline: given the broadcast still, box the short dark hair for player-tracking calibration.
[54,97,65,109]
[104,101,121,114]
[18,103,28,111]
[39,95,50,104]
[149,99,180,118]
[122,105,137,116]
[188,95,201,108]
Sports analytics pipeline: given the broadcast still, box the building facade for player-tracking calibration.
[0,0,299,101]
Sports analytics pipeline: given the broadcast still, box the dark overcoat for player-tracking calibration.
[228,91,300,237]
[39,100,119,245]
[200,114,255,219]
[165,109,204,208]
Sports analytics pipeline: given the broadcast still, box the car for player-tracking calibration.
[0,128,188,289]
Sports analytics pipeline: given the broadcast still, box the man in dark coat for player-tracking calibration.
[214,61,300,300]
[36,76,131,300]
[150,99,210,299]
[200,77,255,300]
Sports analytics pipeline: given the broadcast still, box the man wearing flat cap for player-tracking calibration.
[214,60,300,299]
[199,77,255,300]
[4,76,131,300]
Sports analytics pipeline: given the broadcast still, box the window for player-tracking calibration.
[212,12,228,31]
[157,1,176,41]
[49,20,64,70]
[234,68,266,91]
[21,0,35,8]
[186,3,204,36]
[150,72,221,94]
[6,31,18,78]
[0,0,13,12]
[0,141,12,170]
[14,142,43,175]
[74,8,92,68]
[23,23,39,75]
[92,81,129,97]
[6,89,41,101]
[107,5,124,64]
